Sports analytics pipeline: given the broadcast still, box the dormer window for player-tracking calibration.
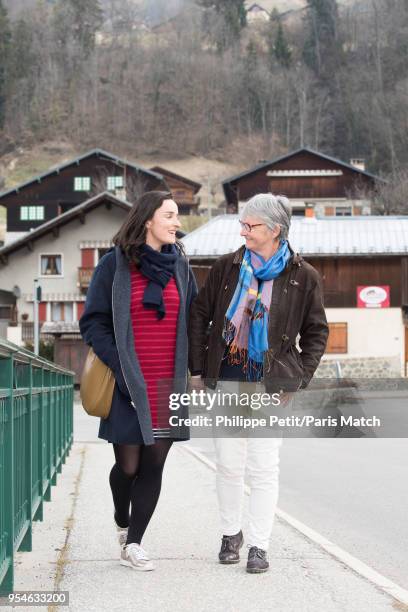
[74,177,91,191]
[107,176,124,190]
[20,206,44,221]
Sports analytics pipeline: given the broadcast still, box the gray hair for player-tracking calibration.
[241,193,292,241]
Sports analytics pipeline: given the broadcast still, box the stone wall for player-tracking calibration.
[315,355,402,378]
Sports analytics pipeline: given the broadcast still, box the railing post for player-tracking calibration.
[50,371,57,487]
[43,369,51,502]
[0,353,15,595]
[18,359,33,552]
[33,367,44,521]
[57,372,62,474]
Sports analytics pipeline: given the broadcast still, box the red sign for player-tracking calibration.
[357,286,390,308]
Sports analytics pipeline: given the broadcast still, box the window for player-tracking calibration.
[335,206,352,217]
[107,176,124,190]
[0,305,12,319]
[74,177,91,191]
[40,254,62,276]
[51,302,73,322]
[326,323,348,353]
[64,302,73,322]
[20,206,44,221]
[51,302,62,322]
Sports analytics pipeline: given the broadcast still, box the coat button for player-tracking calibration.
[224,285,228,290]
[282,334,289,341]
[283,288,288,294]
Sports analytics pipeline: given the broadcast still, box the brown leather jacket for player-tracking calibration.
[188,244,329,392]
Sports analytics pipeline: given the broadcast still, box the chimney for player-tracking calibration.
[350,158,366,172]
[305,203,315,218]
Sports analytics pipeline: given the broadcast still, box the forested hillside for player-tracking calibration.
[0,0,407,180]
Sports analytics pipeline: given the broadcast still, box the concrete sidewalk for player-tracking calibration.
[8,438,398,612]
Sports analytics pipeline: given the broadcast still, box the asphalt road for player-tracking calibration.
[185,436,408,591]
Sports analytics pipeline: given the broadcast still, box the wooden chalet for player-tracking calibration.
[246,3,270,22]
[222,148,384,216]
[150,166,201,215]
[0,149,167,237]
[182,215,408,375]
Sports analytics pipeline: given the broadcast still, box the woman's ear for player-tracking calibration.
[272,225,281,240]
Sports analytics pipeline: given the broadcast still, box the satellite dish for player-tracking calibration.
[12,285,21,298]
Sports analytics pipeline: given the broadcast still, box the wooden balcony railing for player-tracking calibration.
[78,267,94,290]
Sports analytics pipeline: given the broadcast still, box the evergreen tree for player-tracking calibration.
[0,0,11,129]
[243,40,263,131]
[274,21,292,68]
[67,0,103,56]
[198,0,246,50]
[244,39,258,74]
[8,19,34,82]
[302,0,342,81]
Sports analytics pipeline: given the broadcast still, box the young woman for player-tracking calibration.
[189,193,328,573]
[79,191,197,572]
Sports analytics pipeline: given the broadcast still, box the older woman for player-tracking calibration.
[188,193,328,573]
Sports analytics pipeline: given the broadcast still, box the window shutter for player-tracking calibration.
[39,302,47,322]
[77,302,85,319]
[81,249,94,267]
[326,323,347,353]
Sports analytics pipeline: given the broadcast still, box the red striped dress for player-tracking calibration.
[130,264,180,436]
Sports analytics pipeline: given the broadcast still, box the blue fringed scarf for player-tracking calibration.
[222,241,290,380]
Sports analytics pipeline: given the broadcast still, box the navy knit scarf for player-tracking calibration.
[138,243,178,319]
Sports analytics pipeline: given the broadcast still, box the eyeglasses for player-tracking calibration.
[239,220,266,233]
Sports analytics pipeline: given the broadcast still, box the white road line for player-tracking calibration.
[182,444,408,607]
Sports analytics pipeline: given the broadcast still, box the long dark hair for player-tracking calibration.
[113,190,185,264]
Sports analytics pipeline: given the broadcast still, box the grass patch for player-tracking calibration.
[5,156,62,189]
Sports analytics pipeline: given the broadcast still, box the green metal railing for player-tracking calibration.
[0,339,74,595]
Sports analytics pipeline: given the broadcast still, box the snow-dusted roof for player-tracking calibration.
[182,215,408,257]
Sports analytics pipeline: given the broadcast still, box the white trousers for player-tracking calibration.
[213,436,282,551]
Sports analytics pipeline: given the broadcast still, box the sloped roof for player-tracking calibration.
[181,214,408,257]
[222,147,385,199]
[150,166,202,192]
[0,191,186,259]
[0,148,165,200]
[0,192,131,257]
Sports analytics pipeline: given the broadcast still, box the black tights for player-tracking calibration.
[109,439,173,545]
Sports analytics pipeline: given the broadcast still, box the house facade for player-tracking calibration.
[246,3,270,22]
[0,149,167,244]
[222,148,383,216]
[182,215,408,376]
[149,166,201,215]
[0,193,137,381]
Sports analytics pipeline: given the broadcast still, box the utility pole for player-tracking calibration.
[33,279,41,355]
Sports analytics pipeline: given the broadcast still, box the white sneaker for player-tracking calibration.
[114,516,128,549]
[120,543,154,571]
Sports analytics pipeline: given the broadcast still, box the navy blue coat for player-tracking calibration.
[79,245,198,445]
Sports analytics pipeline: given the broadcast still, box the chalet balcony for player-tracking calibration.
[78,267,94,290]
